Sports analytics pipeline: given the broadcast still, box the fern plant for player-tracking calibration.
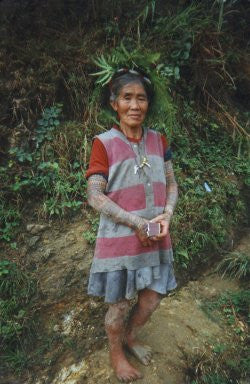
[91,42,160,85]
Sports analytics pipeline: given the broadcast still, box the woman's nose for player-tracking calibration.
[130,98,140,109]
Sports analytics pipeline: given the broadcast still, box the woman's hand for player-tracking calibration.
[150,214,170,239]
[134,217,154,247]
[135,228,154,247]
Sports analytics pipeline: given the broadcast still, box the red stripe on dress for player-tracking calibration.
[145,131,164,157]
[105,137,135,166]
[95,233,172,259]
[153,182,166,207]
[107,184,146,211]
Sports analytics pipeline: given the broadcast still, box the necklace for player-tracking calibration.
[118,126,151,175]
[126,134,150,175]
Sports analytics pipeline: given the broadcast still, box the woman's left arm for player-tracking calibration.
[151,159,178,237]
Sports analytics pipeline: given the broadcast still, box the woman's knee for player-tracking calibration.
[105,300,130,329]
[138,289,162,313]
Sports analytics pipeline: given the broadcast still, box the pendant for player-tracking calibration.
[134,165,140,174]
[140,157,151,168]
[134,157,150,175]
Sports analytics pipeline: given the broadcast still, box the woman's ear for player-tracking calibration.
[110,100,117,111]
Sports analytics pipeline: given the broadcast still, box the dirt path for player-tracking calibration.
[46,273,239,384]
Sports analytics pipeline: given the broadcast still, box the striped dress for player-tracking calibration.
[87,127,177,302]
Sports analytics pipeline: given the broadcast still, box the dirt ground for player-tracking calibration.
[1,219,249,384]
[45,275,240,384]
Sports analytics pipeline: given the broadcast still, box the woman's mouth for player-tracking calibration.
[129,114,141,118]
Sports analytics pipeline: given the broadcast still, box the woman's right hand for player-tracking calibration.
[134,218,153,247]
[135,229,153,247]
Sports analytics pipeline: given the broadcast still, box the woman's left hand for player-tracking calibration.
[150,214,170,240]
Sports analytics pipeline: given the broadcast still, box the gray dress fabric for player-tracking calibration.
[88,260,177,303]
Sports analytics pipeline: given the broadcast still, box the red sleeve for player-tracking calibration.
[161,135,168,152]
[85,138,109,179]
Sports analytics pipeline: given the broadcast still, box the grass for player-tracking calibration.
[216,251,250,280]
[201,290,249,332]
[0,260,38,373]
[187,289,250,383]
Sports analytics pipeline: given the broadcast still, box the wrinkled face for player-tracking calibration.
[110,82,148,128]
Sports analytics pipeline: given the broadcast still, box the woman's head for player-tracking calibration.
[109,70,153,128]
[109,70,153,103]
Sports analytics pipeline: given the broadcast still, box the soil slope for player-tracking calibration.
[1,219,249,384]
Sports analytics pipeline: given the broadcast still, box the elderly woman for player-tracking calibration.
[86,69,178,382]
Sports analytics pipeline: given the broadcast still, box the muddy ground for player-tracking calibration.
[1,217,249,384]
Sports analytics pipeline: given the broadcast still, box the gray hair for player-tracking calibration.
[109,70,153,103]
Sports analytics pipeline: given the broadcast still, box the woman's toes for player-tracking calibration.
[117,374,129,382]
[128,344,153,365]
[118,372,142,382]
[142,355,151,365]
[116,363,142,382]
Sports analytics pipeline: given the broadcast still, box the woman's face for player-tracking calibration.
[110,82,148,129]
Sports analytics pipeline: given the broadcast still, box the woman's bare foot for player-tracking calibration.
[125,289,161,366]
[110,349,143,382]
[125,338,152,366]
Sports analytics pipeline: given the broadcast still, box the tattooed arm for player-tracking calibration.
[87,174,151,245]
[151,160,178,237]
[163,160,178,219]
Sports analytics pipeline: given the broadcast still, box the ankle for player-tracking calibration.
[126,331,138,346]
[109,346,127,366]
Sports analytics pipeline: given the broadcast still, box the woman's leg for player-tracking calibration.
[126,289,162,365]
[105,299,143,382]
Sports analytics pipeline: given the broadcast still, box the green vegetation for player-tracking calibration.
[216,251,250,280]
[0,260,37,373]
[1,105,87,242]
[171,105,249,270]
[188,342,249,384]
[201,290,249,333]
[188,289,250,383]
[82,212,100,245]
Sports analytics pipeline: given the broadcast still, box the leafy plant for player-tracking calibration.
[82,212,99,245]
[201,290,249,334]
[0,202,21,243]
[35,104,62,146]
[157,35,192,81]
[8,147,33,163]
[7,110,87,219]
[91,42,161,86]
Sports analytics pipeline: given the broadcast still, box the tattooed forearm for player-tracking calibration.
[164,160,178,220]
[87,174,146,231]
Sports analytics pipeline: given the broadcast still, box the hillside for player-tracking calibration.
[0,1,249,383]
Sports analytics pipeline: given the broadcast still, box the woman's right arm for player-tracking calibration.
[87,174,151,245]
[87,174,146,230]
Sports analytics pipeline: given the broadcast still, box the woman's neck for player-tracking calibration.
[119,123,142,139]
